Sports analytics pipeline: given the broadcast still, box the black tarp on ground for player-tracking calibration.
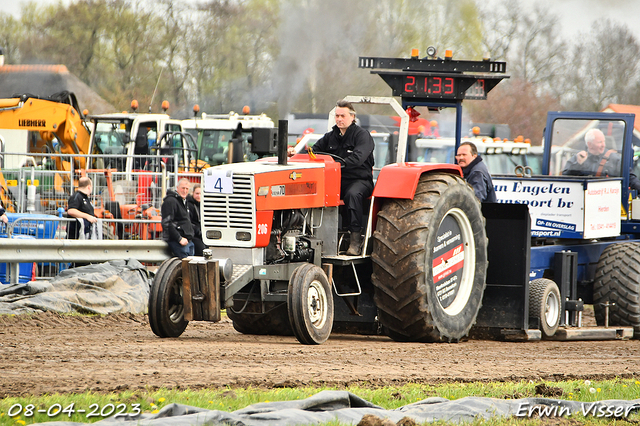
[0,259,151,315]
[29,391,640,425]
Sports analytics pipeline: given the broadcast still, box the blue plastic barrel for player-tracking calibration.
[0,234,35,284]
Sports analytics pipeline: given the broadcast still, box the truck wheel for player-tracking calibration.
[148,258,188,337]
[287,264,334,345]
[371,173,488,342]
[529,278,561,337]
[593,242,640,336]
[228,299,293,336]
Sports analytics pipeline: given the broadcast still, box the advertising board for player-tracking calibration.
[493,177,621,239]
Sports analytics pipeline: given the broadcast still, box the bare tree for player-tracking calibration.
[513,4,566,90]
[561,19,640,111]
[98,0,163,110]
[153,0,195,114]
[0,13,23,64]
[479,0,566,89]
[466,78,562,144]
[478,0,520,61]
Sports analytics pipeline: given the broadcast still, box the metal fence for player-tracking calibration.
[0,214,171,284]
[0,152,202,215]
[0,152,203,284]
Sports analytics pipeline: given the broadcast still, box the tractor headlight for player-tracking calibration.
[236,232,251,241]
[207,230,222,239]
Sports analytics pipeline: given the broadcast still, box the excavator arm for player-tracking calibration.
[0,92,92,170]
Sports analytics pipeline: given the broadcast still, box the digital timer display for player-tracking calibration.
[403,75,457,97]
[376,71,493,101]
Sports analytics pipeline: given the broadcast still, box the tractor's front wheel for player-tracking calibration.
[287,264,334,345]
[148,258,188,338]
[371,173,488,342]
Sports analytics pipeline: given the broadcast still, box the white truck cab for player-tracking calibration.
[182,110,275,166]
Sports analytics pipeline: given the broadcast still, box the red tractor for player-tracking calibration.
[148,94,491,344]
[150,52,640,344]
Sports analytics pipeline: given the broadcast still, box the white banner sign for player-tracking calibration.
[493,178,621,239]
[583,180,621,238]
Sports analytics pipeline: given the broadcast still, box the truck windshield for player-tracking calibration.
[186,129,259,166]
[549,118,626,178]
[93,121,130,156]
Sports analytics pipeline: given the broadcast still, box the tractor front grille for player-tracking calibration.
[202,174,255,245]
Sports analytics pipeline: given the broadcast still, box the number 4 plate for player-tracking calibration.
[204,170,233,194]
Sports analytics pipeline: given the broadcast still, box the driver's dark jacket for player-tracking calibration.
[562,150,622,178]
[313,123,374,183]
[562,150,640,191]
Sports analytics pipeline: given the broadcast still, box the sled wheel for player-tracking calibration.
[593,242,640,336]
[529,278,561,338]
[371,173,488,342]
[148,258,188,337]
[287,264,334,345]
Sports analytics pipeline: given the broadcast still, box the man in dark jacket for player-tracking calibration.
[161,178,195,258]
[186,183,206,256]
[312,100,374,255]
[455,142,497,203]
[67,177,98,239]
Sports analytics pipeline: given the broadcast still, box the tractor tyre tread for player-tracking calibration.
[371,173,488,342]
[529,278,561,338]
[593,242,640,336]
[148,257,188,338]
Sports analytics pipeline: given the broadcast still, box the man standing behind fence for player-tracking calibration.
[67,177,97,239]
[161,178,195,258]
[187,183,206,256]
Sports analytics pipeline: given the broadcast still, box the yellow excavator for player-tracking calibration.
[0,91,94,211]
[0,91,92,169]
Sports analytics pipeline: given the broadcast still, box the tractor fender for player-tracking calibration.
[373,162,463,200]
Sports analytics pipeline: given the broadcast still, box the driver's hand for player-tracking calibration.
[576,151,587,164]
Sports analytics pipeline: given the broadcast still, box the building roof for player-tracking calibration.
[0,64,115,114]
[602,104,640,135]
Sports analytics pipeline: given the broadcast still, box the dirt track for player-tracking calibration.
[1,312,639,398]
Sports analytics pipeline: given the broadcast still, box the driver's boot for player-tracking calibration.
[346,231,362,256]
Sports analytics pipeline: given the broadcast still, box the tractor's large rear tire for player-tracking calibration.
[227,298,293,336]
[593,242,640,336]
[371,173,488,342]
[148,258,188,338]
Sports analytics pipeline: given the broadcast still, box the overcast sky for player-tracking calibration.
[5,0,640,43]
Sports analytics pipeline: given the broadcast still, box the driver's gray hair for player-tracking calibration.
[585,128,605,145]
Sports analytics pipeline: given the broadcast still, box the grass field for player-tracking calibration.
[1,378,639,425]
